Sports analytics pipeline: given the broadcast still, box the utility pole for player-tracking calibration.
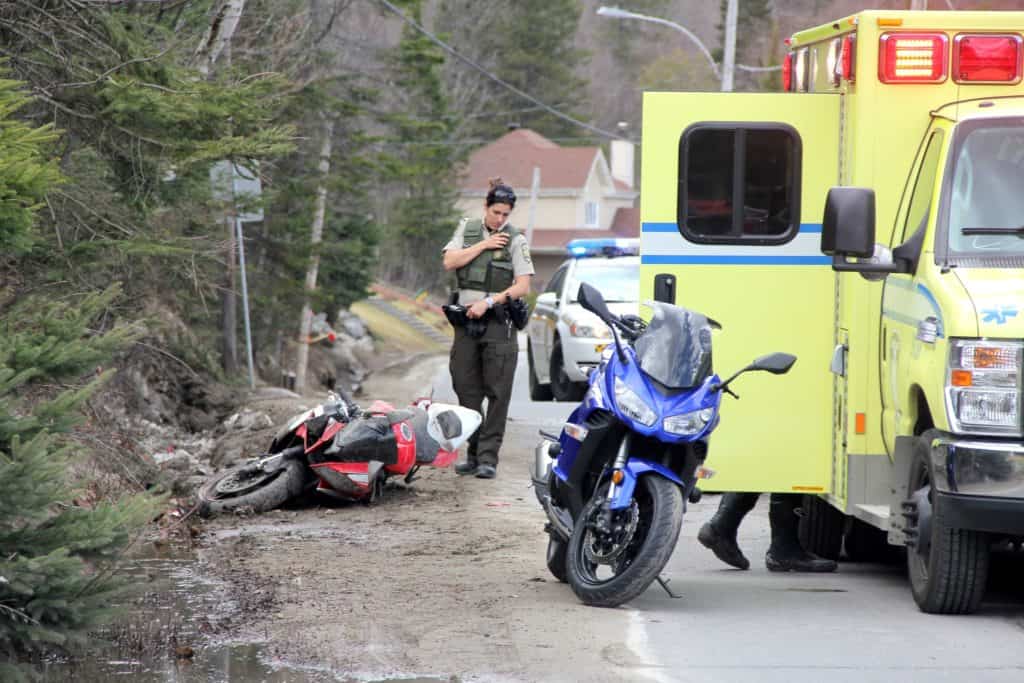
[525,167,541,251]
[721,0,738,92]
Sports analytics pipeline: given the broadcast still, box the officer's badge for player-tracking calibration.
[521,242,532,264]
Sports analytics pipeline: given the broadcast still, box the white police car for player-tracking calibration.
[527,238,639,402]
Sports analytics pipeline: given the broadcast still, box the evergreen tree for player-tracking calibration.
[438,0,589,141]
[379,0,461,293]
[0,70,155,681]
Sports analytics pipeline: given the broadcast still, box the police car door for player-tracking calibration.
[640,92,839,494]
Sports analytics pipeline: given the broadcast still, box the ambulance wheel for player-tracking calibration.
[546,535,568,583]
[798,494,843,561]
[528,339,553,401]
[550,340,586,403]
[905,437,989,614]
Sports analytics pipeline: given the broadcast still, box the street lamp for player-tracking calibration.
[596,5,781,92]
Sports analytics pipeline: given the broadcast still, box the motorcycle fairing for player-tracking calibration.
[609,458,685,511]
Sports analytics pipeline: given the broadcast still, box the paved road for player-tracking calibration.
[432,337,1024,683]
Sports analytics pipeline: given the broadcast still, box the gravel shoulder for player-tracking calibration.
[195,353,660,682]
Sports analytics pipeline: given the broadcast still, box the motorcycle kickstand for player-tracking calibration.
[656,575,683,599]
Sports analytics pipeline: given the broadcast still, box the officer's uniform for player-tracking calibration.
[442,217,534,470]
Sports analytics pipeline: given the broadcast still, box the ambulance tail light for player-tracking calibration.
[953,34,1023,84]
[878,33,948,84]
[782,52,794,92]
[841,35,856,82]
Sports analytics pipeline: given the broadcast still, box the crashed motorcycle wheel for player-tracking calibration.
[197,460,308,517]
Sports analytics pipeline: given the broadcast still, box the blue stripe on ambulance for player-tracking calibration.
[882,279,945,338]
[640,223,828,266]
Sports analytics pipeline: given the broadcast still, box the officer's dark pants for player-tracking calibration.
[449,318,518,468]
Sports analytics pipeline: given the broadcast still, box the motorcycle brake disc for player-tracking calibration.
[584,499,639,566]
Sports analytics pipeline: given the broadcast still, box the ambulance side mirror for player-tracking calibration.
[821,187,908,276]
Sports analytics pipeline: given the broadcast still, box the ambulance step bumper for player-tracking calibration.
[929,435,1024,535]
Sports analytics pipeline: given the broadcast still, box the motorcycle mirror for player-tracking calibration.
[577,282,612,322]
[748,352,797,375]
[427,403,482,452]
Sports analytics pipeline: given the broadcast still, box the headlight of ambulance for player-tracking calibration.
[664,408,715,436]
[945,340,1022,436]
[569,320,612,339]
[614,377,656,426]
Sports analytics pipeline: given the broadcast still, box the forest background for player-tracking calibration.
[0,0,1018,677]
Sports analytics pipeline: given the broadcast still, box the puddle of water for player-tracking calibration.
[36,545,337,683]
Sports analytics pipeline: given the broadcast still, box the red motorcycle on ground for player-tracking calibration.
[197,392,481,516]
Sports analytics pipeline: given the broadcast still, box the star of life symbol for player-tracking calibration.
[981,306,1019,325]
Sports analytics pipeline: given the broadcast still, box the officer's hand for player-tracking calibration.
[482,232,509,250]
[467,300,489,319]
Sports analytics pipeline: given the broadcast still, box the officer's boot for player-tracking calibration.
[698,492,759,570]
[455,439,479,476]
[765,494,837,573]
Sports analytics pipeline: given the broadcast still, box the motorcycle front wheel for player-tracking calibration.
[566,476,683,608]
[197,460,308,517]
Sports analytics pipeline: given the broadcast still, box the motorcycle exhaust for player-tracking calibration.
[530,439,556,505]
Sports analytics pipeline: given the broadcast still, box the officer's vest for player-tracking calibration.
[456,219,518,292]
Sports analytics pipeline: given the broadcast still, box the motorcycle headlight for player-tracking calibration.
[614,377,656,426]
[569,320,612,339]
[945,340,1022,436]
[664,408,715,436]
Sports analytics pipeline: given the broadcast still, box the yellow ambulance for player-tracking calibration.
[640,9,1024,613]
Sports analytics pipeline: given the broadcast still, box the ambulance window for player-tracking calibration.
[678,124,801,245]
[901,130,945,244]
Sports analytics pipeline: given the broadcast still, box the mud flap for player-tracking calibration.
[888,435,917,546]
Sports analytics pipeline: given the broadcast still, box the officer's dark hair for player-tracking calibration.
[486,177,516,209]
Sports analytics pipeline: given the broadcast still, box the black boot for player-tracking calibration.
[698,492,759,570]
[765,494,837,573]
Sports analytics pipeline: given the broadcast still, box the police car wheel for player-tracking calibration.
[550,340,586,403]
[528,339,553,401]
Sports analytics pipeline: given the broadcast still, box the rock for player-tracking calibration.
[337,310,369,339]
[156,451,194,472]
[223,409,273,431]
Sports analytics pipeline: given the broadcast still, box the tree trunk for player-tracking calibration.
[194,0,247,77]
[294,117,334,394]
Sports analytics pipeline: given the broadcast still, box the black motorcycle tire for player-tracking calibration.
[197,460,307,518]
[546,535,568,583]
[566,476,683,608]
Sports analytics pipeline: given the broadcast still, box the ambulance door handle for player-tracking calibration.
[830,343,847,377]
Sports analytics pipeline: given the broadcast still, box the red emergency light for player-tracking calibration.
[879,32,948,84]
[782,52,793,92]
[953,34,1022,84]
[841,34,856,82]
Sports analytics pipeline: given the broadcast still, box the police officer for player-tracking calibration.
[442,178,534,479]
[698,493,838,572]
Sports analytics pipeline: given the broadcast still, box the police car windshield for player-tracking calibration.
[568,259,640,303]
[947,121,1024,259]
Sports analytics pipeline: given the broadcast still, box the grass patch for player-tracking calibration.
[351,300,448,354]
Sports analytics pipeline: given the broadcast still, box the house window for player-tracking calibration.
[585,201,599,227]
[677,123,801,245]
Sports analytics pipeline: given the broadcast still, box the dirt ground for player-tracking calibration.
[195,350,648,683]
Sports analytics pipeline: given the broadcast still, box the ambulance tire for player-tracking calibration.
[798,494,844,561]
[906,438,990,614]
[528,340,553,401]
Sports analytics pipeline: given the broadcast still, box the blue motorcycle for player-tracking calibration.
[530,282,796,607]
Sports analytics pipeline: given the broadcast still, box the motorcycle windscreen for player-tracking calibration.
[316,416,399,465]
[634,301,714,389]
[640,92,839,494]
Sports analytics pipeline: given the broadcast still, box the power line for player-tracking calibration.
[371,0,632,142]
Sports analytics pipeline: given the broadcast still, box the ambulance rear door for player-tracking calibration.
[640,92,839,493]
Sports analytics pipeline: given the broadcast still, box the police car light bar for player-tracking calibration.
[566,238,640,258]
